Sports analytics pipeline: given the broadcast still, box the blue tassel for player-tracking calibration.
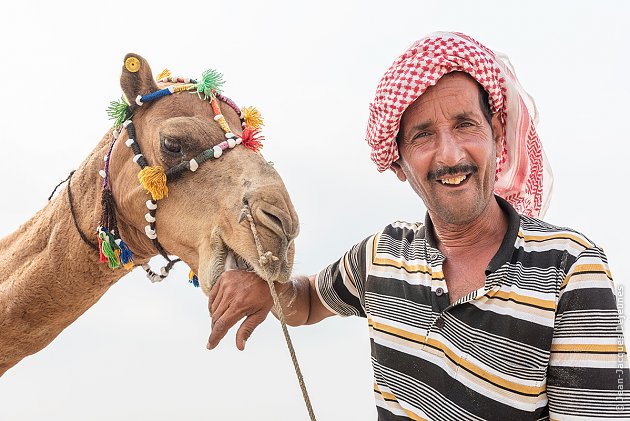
[119,239,134,269]
[190,274,199,288]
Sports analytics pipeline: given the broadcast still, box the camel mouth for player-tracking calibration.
[210,242,252,286]
[200,234,262,294]
[198,229,291,296]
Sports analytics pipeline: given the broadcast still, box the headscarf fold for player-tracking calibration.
[366,31,553,217]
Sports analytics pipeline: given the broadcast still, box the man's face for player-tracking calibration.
[391,72,503,225]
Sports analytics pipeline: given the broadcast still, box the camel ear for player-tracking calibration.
[120,53,159,106]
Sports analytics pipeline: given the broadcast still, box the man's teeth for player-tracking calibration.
[441,175,467,185]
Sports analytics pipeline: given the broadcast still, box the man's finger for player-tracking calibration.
[209,277,221,304]
[235,310,269,351]
[210,295,233,329]
[207,303,250,350]
[210,282,225,317]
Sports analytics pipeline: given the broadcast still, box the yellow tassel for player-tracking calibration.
[242,106,264,130]
[156,68,171,81]
[123,261,134,270]
[138,166,168,200]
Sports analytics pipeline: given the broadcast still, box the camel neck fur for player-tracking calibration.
[0,133,145,376]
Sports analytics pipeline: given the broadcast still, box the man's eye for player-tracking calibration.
[413,131,430,140]
[457,121,475,128]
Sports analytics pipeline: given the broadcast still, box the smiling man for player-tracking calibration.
[207,32,629,420]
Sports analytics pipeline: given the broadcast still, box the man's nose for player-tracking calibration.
[435,130,466,167]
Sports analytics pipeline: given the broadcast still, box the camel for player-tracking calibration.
[0,53,299,376]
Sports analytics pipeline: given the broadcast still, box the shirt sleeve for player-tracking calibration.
[315,234,375,318]
[547,245,630,419]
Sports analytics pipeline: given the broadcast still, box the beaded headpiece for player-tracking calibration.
[99,58,266,286]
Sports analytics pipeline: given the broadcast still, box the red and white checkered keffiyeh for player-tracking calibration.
[366,31,553,217]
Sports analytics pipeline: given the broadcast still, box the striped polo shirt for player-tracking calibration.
[316,197,630,420]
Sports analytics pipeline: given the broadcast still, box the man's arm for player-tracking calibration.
[206,271,334,350]
[547,246,630,418]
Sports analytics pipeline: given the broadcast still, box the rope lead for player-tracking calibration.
[241,204,316,421]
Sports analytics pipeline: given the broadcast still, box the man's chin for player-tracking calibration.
[427,193,488,225]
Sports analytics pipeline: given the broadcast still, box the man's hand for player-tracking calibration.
[207,270,273,351]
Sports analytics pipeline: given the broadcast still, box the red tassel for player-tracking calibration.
[241,126,264,153]
[98,237,108,263]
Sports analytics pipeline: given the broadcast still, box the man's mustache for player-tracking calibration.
[428,163,478,181]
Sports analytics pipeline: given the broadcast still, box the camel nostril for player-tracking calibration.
[262,210,283,232]
[255,205,295,241]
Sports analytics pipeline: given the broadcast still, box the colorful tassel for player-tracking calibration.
[98,230,120,269]
[98,237,108,263]
[138,166,168,200]
[241,126,264,153]
[242,106,264,130]
[156,68,171,81]
[106,97,130,129]
[119,239,134,270]
[196,69,224,99]
[188,270,200,288]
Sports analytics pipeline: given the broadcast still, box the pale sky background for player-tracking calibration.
[0,1,628,420]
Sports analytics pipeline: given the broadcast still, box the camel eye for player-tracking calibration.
[161,137,182,154]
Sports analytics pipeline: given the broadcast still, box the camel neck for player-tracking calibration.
[0,136,132,376]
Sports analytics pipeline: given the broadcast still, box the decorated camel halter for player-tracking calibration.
[51,57,318,421]
[99,58,265,286]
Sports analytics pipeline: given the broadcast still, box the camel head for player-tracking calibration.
[103,53,298,295]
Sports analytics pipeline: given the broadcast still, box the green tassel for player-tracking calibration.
[196,69,224,99]
[101,237,120,269]
[107,97,129,129]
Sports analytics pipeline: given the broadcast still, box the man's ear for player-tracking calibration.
[120,53,159,106]
[390,161,407,182]
[491,112,504,158]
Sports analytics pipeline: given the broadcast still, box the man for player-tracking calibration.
[207,32,629,420]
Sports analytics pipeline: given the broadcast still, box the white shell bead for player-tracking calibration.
[145,225,157,239]
[225,132,235,139]
[125,138,135,147]
[146,200,158,210]
[133,154,143,163]
[99,170,107,178]
[189,159,199,172]
[148,273,162,283]
[213,145,223,158]
[235,137,242,145]
[145,213,156,223]
[123,120,132,128]
[214,114,223,121]
[227,138,236,148]
[135,95,143,106]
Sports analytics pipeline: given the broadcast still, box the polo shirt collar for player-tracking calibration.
[423,195,521,275]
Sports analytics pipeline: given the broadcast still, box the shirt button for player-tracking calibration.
[436,287,444,296]
[434,317,445,330]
